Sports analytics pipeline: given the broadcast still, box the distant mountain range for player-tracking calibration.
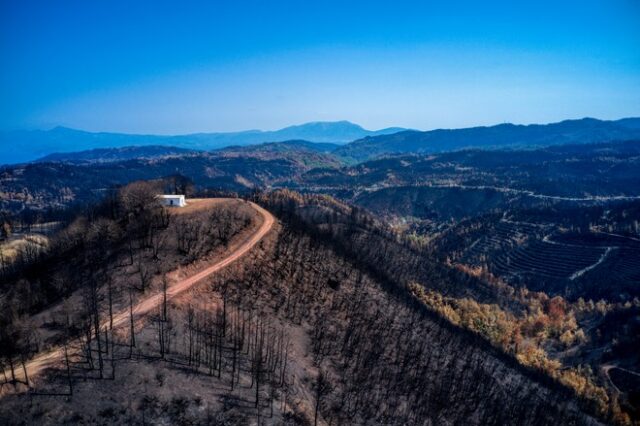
[3,117,640,165]
[334,117,640,161]
[0,121,406,164]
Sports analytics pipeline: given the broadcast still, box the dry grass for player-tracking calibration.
[0,234,49,262]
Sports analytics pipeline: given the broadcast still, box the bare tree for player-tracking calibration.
[128,283,136,358]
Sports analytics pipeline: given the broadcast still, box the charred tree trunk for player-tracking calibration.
[129,285,136,358]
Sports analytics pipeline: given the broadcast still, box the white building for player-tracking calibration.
[157,194,186,207]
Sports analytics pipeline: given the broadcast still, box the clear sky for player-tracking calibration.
[1,0,639,134]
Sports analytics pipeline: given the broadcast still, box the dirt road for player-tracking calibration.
[111,201,273,329]
[2,200,275,390]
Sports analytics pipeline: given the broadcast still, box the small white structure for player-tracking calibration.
[157,194,186,207]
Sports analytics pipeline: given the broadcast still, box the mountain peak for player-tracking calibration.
[50,125,82,133]
[280,120,365,131]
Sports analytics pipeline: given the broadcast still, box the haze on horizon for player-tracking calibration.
[1,0,639,135]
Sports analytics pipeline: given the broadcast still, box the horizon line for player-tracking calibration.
[2,114,639,137]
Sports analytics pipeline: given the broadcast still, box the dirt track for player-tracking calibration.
[1,200,275,390]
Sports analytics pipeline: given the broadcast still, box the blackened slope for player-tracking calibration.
[254,190,604,425]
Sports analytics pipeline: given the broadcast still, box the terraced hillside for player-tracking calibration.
[492,239,606,282]
[445,216,640,302]
[460,220,548,268]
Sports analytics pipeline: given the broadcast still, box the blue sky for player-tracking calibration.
[1,0,639,133]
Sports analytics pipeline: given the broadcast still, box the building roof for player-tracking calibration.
[157,194,185,199]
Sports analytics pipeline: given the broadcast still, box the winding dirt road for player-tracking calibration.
[111,201,273,329]
[2,201,274,391]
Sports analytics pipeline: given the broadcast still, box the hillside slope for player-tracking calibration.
[0,192,606,425]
